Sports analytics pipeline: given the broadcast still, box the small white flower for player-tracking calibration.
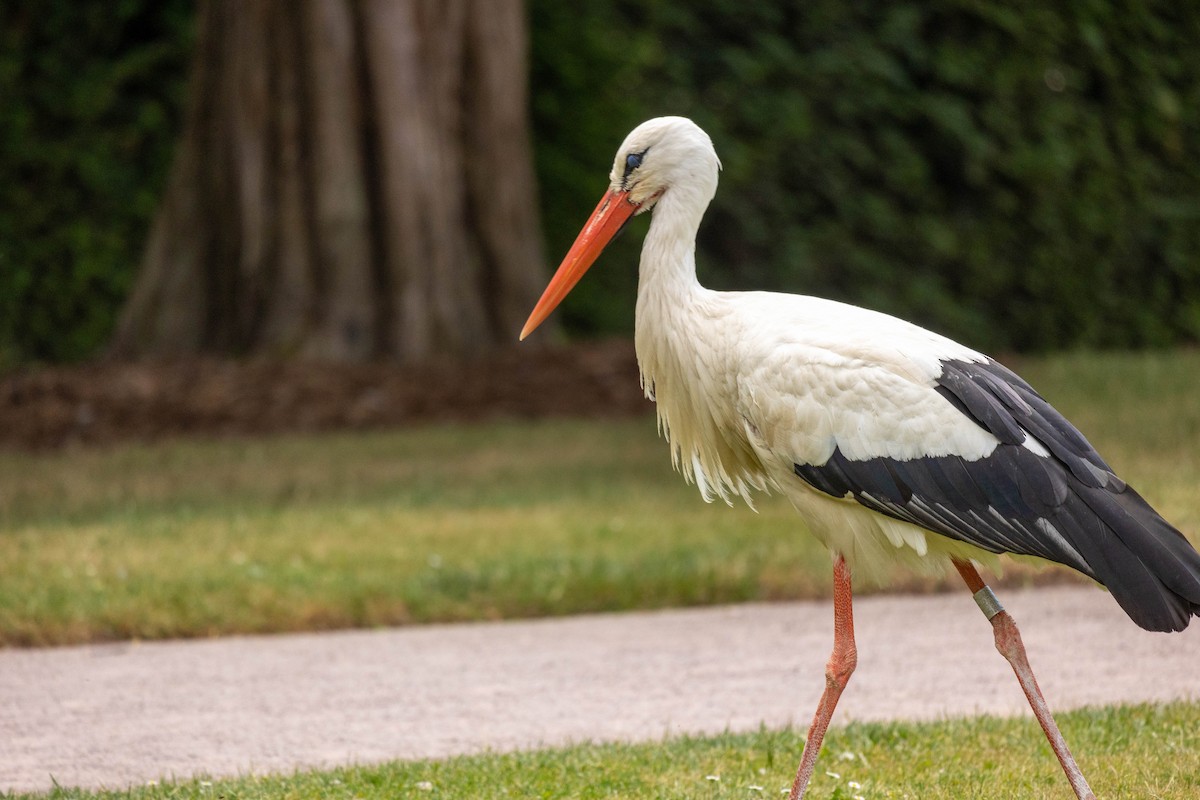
[825,771,841,779]
[416,781,434,791]
[706,774,721,782]
[848,781,862,789]
[838,751,857,761]
[854,796,866,800]
[748,786,764,793]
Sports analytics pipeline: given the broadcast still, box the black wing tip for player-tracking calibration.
[1120,596,1198,633]
[1079,486,1200,633]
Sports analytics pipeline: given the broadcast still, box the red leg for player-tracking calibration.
[952,559,1096,800]
[789,555,857,800]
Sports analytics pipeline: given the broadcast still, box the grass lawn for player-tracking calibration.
[0,349,1197,646]
[10,702,1200,799]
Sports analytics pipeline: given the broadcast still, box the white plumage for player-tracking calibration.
[520,116,1200,800]
[639,289,1007,579]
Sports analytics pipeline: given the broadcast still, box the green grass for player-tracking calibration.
[0,349,1197,646]
[0,419,829,644]
[9,702,1199,799]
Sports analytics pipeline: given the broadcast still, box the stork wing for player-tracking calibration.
[790,358,1114,569]
[737,325,1200,632]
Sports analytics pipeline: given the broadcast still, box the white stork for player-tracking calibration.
[520,116,1200,799]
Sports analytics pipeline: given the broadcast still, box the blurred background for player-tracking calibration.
[3,0,1199,372]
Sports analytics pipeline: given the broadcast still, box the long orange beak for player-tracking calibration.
[520,188,639,340]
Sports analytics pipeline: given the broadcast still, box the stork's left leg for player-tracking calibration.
[952,559,1096,800]
[789,555,856,800]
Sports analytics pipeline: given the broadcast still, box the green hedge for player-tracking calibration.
[3,1,1198,363]
[530,0,1200,352]
[0,1,192,365]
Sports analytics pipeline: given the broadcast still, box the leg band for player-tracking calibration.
[972,586,1004,620]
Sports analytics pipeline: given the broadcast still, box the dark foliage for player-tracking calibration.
[530,0,1200,352]
[0,0,193,365]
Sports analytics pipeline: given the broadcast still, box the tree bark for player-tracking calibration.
[112,0,547,361]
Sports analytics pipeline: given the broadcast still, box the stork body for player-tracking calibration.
[521,117,1200,799]
[639,280,1199,631]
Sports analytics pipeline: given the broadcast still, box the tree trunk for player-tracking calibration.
[112,0,548,361]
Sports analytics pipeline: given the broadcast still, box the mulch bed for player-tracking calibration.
[0,339,652,451]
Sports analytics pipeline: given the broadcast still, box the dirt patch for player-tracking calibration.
[0,340,650,451]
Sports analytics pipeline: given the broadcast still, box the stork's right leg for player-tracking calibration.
[789,555,856,800]
[952,559,1096,800]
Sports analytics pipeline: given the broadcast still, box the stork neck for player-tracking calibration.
[637,187,707,299]
[634,186,712,391]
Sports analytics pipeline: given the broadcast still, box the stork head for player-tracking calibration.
[520,116,720,340]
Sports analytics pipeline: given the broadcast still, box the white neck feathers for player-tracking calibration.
[633,186,764,506]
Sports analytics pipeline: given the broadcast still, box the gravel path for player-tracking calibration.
[3,585,1199,793]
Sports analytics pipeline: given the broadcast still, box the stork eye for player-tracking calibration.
[623,150,647,180]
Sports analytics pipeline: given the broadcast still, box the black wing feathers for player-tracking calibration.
[792,357,1200,632]
[937,360,1117,488]
[795,446,1096,572]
